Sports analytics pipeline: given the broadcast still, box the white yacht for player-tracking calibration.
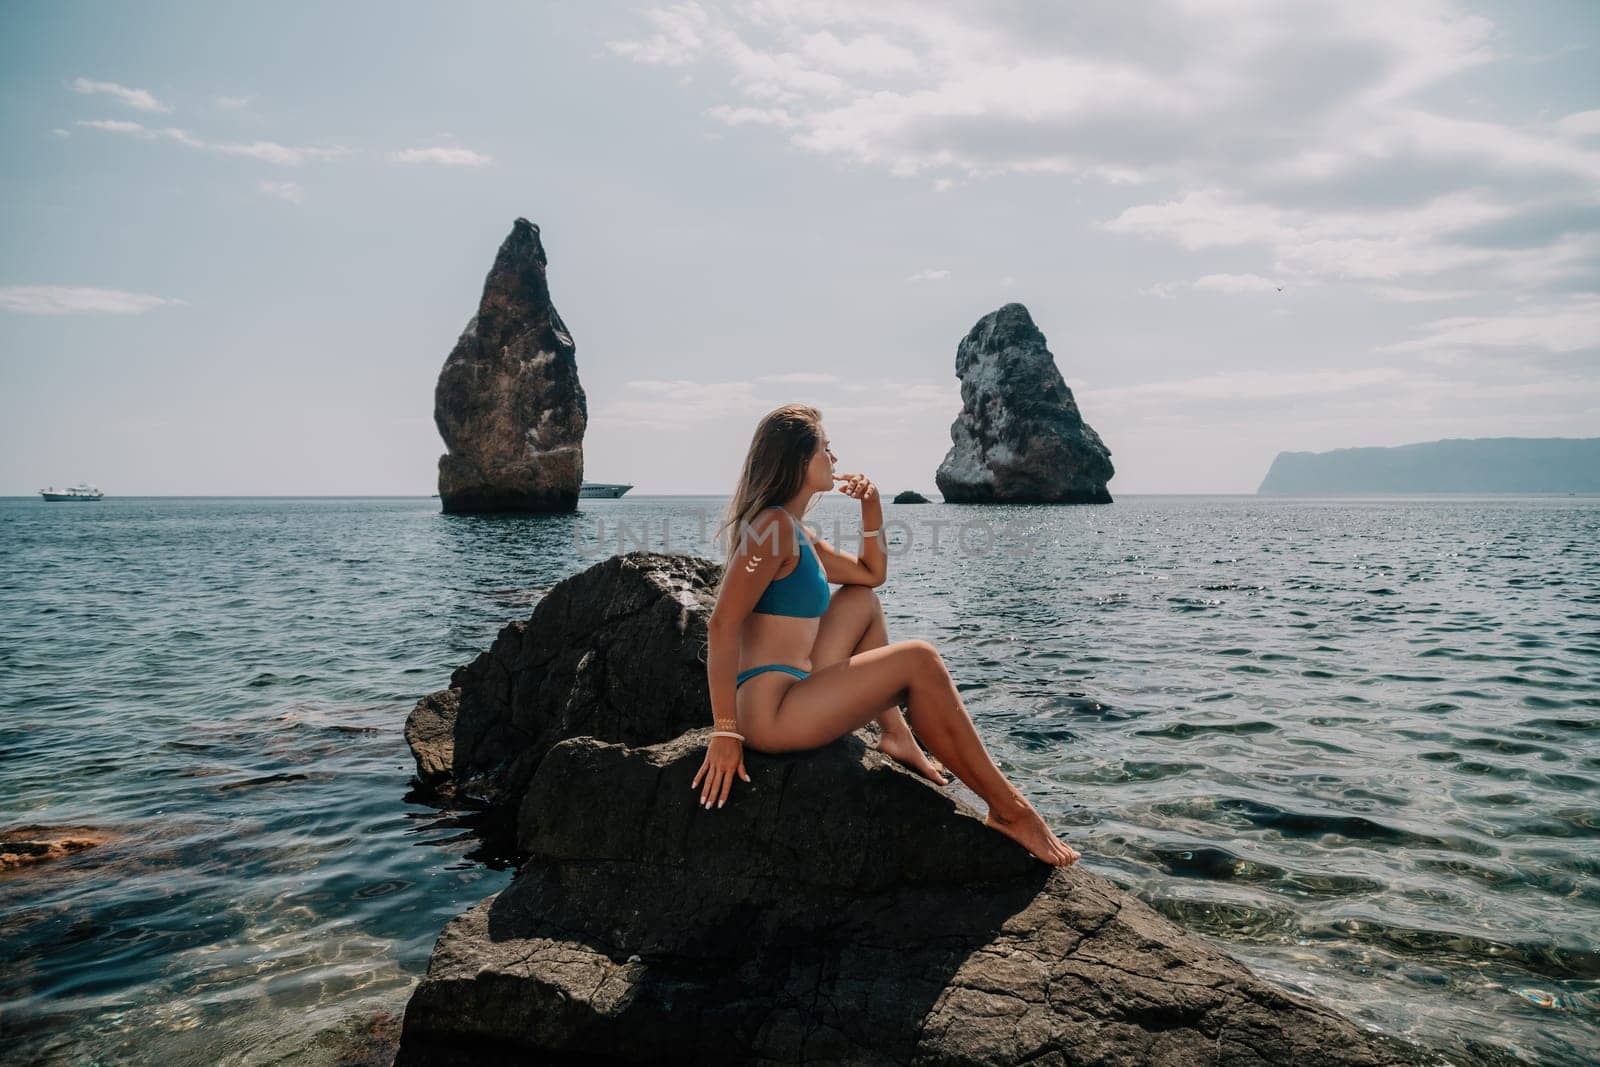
[39,483,104,501]
[579,481,632,499]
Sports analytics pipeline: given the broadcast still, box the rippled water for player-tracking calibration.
[1,495,1596,1065]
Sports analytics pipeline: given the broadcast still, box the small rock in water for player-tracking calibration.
[0,824,116,873]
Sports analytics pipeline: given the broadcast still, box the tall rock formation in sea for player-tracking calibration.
[935,303,1114,504]
[434,218,586,513]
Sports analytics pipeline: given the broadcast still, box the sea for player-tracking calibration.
[1,494,1595,1065]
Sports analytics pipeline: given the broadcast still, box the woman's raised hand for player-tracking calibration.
[691,733,749,810]
[833,472,878,501]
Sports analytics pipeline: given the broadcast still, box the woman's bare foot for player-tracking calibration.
[983,799,1080,867]
[875,727,948,786]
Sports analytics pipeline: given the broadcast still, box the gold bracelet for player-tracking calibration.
[862,527,880,537]
[714,719,738,730]
[710,730,745,742]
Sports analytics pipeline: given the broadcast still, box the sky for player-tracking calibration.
[1,0,1597,496]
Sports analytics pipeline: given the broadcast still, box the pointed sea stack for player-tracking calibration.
[935,303,1113,504]
[434,218,587,513]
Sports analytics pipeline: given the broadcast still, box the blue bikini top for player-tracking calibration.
[751,506,831,618]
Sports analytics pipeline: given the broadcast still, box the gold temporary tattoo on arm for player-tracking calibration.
[743,555,763,573]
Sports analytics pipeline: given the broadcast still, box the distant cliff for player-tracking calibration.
[1257,437,1600,494]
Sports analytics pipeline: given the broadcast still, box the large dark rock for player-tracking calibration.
[403,553,722,836]
[434,217,587,513]
[396,730,1435,1065]
[936,304,1114,504]
[398,552,1451,1065]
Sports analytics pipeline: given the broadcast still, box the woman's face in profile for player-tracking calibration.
[807,431,837,493]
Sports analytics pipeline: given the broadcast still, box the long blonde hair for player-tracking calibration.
[712,404,824,594]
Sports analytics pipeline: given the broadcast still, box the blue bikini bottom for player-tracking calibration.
[735,663,810,688]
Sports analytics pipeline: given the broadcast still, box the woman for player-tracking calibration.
[692,404,1080,867]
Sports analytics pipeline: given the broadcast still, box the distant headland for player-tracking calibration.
[1258,436,1600,494]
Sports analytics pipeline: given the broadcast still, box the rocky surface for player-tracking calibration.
[398,551,1451,1065]
[893,489,930,503]
[404,552,723,837]
[936,303,1114,505]
[434,217,587,513]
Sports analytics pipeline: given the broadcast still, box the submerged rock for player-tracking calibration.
[434,218,587,513]
[397,551,1444,1065]
[0,824,115,873]
[936,303,1114,504]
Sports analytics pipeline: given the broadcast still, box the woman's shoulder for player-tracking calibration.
[740,507,795,554]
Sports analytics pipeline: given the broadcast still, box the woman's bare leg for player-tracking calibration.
[750,639,1078,866]
[808,586,945,783]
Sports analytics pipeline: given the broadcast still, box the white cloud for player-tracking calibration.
[384,146,494,167]
[1553,109,1600,140]
[259,179,305,204]
[215,140,349,165]
[215,95,254,110]
[823,380,957,419]
[51,128,70,138]
[592,377,763,428]
[605,2,713,66]
[70,77,170,113]
[1260,107,1600,190]
[611,1,1600,321]
[615,4,854,102]
[1192,273,1282,294]
[906,267,950,283]
[1085,367,1411,408]
[1368,284,1480,303]
[604,1,1508,185]
[706,104,797,127]
[1078,365,1600,460]
[588,372,958,431]
[1143,274,1287,297]
[797,29,919,75]
[75,119,350,166]
[77,117,190,140]
[758,372,840,384]
[0,286,186,315]
[1378,299,1600,354]
[1101,186,1596,290]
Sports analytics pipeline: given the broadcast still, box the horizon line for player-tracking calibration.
[6,492,1598,500]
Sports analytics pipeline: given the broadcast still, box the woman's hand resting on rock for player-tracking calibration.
[692,733,749,810]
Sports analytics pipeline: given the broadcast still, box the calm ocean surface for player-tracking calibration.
[1,495,1596,1065]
